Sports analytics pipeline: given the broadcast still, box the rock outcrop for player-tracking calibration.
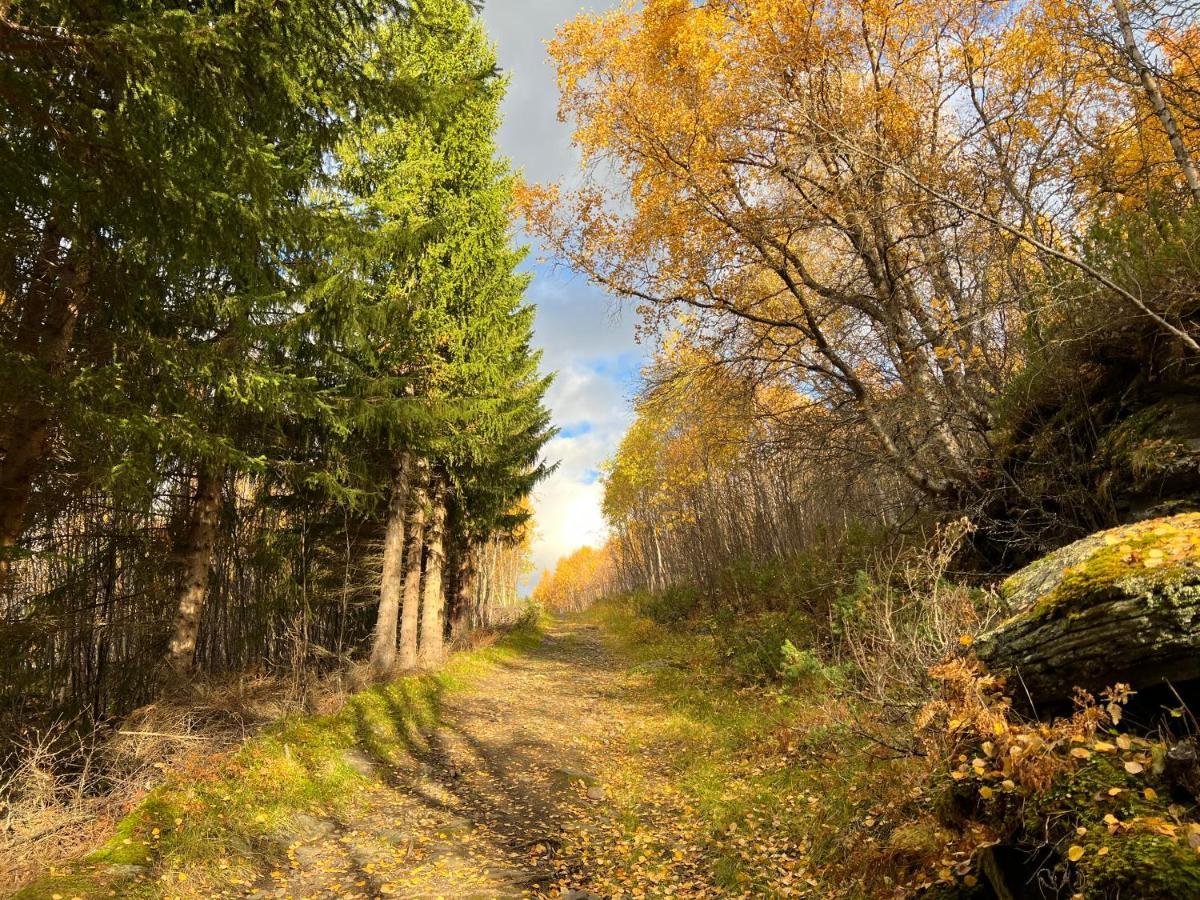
[974,512,1200,712]
[1099,394,1200,522]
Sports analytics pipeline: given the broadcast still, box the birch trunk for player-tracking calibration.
[1111,0,1200,205]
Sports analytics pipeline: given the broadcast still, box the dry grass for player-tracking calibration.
[0,666,354,892]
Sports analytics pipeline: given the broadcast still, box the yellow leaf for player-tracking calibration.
[1068,845,1085,862]
[1124,760,1144,775]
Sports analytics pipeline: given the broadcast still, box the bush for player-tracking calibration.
[631,585,701,625]
[709,608,817,685]
[778,639,845,687]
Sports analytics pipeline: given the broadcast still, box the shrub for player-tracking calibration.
[631,584,701,626]
[709,609,817,685]
[778,639,845,687]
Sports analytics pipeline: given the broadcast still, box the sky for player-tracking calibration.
[478,1,643,586]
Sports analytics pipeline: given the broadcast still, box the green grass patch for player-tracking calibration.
[580,598,919,896]
[14,618,545,900]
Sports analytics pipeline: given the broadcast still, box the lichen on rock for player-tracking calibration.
[975,513,1200,710]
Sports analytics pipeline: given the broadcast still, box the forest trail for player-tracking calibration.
[232,618,717,900]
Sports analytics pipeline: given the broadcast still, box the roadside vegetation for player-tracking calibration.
[15,617,543,899]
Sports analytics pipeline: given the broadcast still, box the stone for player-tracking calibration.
[341,748,376,777]
[586,784,607,802]
[973,513,1200,712]
[630,658,680,674]
[1099,395,1200,521]
[561,890,604,900]
[284,813,337,842]
[552,766,597,787]
[103,864,150,879]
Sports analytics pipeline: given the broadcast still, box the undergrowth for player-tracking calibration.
[585,587,1200,898]
[12,618,544,900]
[581,598,930,897]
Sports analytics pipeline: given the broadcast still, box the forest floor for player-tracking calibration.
[16,607,907,900]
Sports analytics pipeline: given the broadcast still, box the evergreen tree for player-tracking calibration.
[322,0,553,673]
[0,0,414,595]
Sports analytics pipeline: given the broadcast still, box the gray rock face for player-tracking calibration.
[1100,395,1200,521]
[974,513,1200,712]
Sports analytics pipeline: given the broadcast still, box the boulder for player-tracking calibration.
[974,513,1200,711]
[551,766,597,787]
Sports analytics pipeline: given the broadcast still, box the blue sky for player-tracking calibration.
[479,1,644,582]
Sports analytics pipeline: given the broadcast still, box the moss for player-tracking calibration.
[1101,397,1200,485]
[1080,831,1200,898]
[1001,513,1200,625]
[12,872,132,900]
[953,747,1200,899]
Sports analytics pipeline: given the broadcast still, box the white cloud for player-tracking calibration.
[480,2,643,587]
[529,359,636,576]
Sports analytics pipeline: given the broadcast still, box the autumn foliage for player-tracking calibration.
[522,0,1200,527]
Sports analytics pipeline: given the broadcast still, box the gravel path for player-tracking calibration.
[238,618,685,900]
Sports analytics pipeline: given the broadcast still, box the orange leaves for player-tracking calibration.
[534,544,620,611]
[921,658,1145,799]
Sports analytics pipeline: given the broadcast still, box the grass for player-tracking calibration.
[579,599,930,897]
[13,618,545,900]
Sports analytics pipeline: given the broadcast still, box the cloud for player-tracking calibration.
[481,1,597,184]
[480,2,642,588]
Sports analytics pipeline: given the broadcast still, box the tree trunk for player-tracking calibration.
[419,472,448,666]
[0,247,85,589]
[449,545,475,639]
[1111,0,1200,205]
[166,464,224,673]
[398,457,429,669]
[369,453,410,675]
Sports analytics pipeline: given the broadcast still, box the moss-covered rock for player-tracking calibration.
[974,513,1200,710]
[1099,395,1200,521]
[1078,830,1200,898]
